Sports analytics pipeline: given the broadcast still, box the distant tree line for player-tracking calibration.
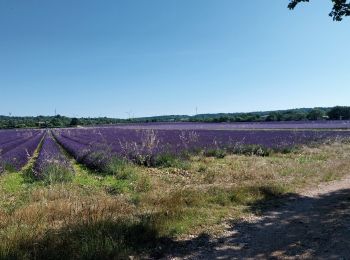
[186,107,350,122]
[0,115,126,129]
[0,106,349,129]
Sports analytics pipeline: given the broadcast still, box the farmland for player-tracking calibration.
[1,122,350,258]
[1,123,350,173]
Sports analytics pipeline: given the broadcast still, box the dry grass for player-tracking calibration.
[1,141,350,258]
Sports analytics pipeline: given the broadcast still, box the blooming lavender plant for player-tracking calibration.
[33,132,73,179]
[119,129,160,166]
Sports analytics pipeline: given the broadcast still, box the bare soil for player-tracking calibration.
[163,175,350,259]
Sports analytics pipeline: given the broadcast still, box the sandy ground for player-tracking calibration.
[163,176,350,259]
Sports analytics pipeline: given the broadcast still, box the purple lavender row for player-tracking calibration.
[0,133,29,146]
[56,128,350,152]
[53,128,350,169]
[0,132,45,173]
[56,131,120,170]
[0,129,40,146]
[33,133,73,178]
[0,131,41,156]
[52,131,90,159]
[0,129,41,145]
[51,132,101,169]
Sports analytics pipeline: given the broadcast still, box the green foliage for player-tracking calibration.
[104,179,132,195]
[101,158,141,195]
[0,172,25,193]
[2,220,159,260]
[288,0,350,21]
[307,109,325,120]
[42,164,74,185]
[71,162,142,196]
[69,117,79,126]
[328,106,350,120]
[266,112,283,122]
[138,108,330,123]
[104,158,137,180]
[0,115,126,129]
[155,153,190,169]
[21,163,74,185]
[155,153,178,167]
[50,116,65,128]
[2,163,17,173]
[204,149,227,158]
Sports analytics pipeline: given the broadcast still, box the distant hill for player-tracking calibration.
[134,107,333,123]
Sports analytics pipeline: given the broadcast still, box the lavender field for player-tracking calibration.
[0,121,350,174]
[109,121,350,130]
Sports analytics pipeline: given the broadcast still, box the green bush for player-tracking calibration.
[204,149,227,158]
[155,153,178,167]
[155,153,190,170]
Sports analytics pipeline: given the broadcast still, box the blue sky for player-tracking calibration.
[0,1,349,118]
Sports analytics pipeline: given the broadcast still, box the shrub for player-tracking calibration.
[155,153,179,168]
[104,158,136,180]
[328,106,350,120]
[204,149,227,158]
[155,153,190,170]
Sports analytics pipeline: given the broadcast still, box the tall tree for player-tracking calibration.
[288,0,350,21]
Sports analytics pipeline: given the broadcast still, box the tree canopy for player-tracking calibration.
[288,0,350,21]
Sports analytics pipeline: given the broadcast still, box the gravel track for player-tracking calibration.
[164,176,350,259]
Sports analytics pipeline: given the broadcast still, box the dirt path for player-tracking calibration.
[163,176,350,259]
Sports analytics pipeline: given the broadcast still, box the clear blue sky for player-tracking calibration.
[0,1,349,118]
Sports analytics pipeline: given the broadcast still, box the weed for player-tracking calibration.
[42,164,74,185]
[204,149,227,158]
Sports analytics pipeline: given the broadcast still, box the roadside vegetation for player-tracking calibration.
[1,140,350,259]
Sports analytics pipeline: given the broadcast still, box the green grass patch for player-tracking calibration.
[41,164,74,185]
[71,158,148,197]
[1,219,159,260]
[155,153,191,170]
[0,172,25,193]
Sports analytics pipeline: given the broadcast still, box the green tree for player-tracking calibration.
[266,112,282,122]
[288,0,350,21]
[6,119,16,129]
[307,109,325,120]
[70,118,79,126]
[50,115,64,127]
[328,106,350,120]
